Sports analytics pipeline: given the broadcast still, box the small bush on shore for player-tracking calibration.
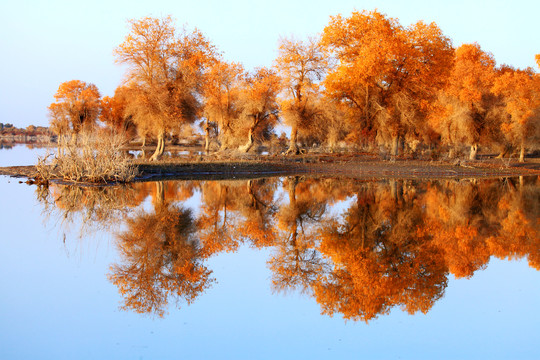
[36,133,138,183]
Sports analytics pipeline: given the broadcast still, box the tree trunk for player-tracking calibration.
[287,176,299,248]
[240,126,255,153]
[220,130,228,150]
[365,83,369,124]
[150,131,165,161]
[286,123,299,155]
[141,136,147,158]
[519,144,525,163]
[160,133,165,152]
[391,134,400,157]
[496,144,510,159]
[204,119,210,154]
[469,144,478,160]
[327,128,338,153]
[220,121,232,150]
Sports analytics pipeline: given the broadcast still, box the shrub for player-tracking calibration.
[36,133,138,183]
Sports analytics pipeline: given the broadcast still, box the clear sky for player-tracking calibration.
[1,0,539,128]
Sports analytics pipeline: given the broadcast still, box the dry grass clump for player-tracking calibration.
[36,133,138,183]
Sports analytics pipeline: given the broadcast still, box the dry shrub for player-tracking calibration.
[36,133,138,183]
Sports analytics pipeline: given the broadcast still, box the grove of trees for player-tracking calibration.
[48,11,540,161]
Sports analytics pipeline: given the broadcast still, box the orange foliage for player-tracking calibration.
[428,43,501,155]
[235,180,278,248]
[275,36,327,153]
[449,44,496,104]
[114,16,217,160]
[270,177,327,294]
[492,65,540,160]
[100,85,137,139]
[48,80,101,136]
[321,10,453,152]
[487,180,540,269]
[237,67,281,152]
[203,60,245,148]
[197,182,242,258]
[315,189,448,321]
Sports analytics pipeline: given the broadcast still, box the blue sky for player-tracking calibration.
[1,0,538,128]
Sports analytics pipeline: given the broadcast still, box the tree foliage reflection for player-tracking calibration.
[108,182,212,317]
[36,176,539,320]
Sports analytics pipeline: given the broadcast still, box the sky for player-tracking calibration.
[1,0,539,128]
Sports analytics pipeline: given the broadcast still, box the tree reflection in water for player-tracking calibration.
[270,176,329,294]
[108,181,213,317]
[36,176,539,320]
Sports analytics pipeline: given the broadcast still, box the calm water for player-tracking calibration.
[1,147,539,360]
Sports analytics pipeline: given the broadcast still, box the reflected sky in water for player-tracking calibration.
[0,144,49,167]
[0,147,539,359]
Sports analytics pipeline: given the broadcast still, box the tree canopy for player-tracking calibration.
[48,80,101,138]
[47,12,539,161]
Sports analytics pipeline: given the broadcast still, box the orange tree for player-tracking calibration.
[237,67,281,152]
[270,177,328,294]
[429,43,500,160]
[492,63,540,162]
[48,80,101,141]
[202,60,245,151]
[114,16,217,161]
[321,10,453,155]
[100,85,137,140]
[274,36,327,154]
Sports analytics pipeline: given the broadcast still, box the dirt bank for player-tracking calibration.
[1,154,538,184]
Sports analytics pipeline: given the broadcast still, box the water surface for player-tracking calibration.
[0,148,539,359]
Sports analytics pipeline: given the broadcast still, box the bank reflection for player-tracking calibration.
[36,176,539,320]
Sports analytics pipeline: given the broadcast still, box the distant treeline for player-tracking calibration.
[0,123,54,146]
[46,10,540,161]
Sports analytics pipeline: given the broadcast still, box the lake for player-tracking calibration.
[0,146,539,360]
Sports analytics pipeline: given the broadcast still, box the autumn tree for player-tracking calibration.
[492,65,540,162]
[430,43,500,159]
[115,16,217,160]
[48,80,101,142]
[321,10,453,155]
[203,60,245,151]
[237,67,281,152]
[275,36,327,154]
[100,85,137,139]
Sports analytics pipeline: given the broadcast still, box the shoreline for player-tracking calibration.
[1,156,538,184]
